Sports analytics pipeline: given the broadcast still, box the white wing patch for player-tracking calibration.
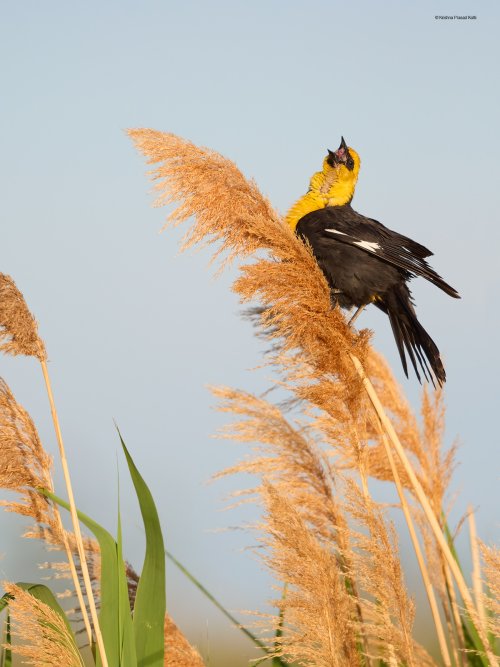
[325,228,348,236]
[354,240,380,252]
[325,229,380,254]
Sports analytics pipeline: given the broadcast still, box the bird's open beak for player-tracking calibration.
[327,137,349,167]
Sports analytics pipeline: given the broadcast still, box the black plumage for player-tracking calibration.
[296,204,460,385]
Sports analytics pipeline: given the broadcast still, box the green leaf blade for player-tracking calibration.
[119,432,165,667]
[117,485,137,665]
[42,490,122,667]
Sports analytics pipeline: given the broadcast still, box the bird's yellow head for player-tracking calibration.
[311,137,361,203]
[285,138,361,231]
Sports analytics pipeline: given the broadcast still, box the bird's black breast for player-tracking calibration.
[296,205,406,309]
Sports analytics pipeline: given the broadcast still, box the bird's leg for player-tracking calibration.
[348,304,366,327]
[330,288,343,309]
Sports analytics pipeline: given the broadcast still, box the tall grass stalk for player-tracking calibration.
[351,355,496,664]
[39,358,107,664]
[0,273,106,662]
[350,353,494,663]
[0,274,93,647]
[55,511,93,643]
[469,508,487,632]
[445,561,467,664]
[377,424,452,666]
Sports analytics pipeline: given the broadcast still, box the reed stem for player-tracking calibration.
[40,359,108,667]
[377,427,452,666]
[444,561,466,666]
[349,353,494,663]
[469,507,487,632]
[57,514,93,644]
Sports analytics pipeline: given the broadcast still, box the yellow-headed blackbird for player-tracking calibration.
[285,138,460,385]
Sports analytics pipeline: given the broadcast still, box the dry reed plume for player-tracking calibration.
[130,128,498,665]
[0,373,96,643]
[213,383,437,665]
[0,378,53,523]
[3,583,84,667]
[164,615,205,667]
[480,544,500,638]
[128,128,371,411]
[0,274,46,361]
[260,482,360,667]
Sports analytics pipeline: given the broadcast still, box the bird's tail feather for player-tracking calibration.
[382,287,446,386]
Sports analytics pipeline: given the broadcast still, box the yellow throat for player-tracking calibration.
[285,148,361,232]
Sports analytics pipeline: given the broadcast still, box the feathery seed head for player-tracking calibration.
[128,128,370,407]
[3,583,84,667]
[0,274,46,361]
[164,614,205,666]
[479,542,500,637]
[0,379,54,525]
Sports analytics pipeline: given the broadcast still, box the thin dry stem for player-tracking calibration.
[40,359,107,665]
[0,377,92,642]
[377,427,451,666]
[350,352,495,663]
[480,542,500,638]
[469,508,487,634]
[345,479,420,666]
[444,561,467,666]
[364,351,457,512]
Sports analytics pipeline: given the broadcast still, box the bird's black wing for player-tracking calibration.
[300,205,460,298]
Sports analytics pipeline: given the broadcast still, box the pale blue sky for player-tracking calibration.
[1,2,499,663]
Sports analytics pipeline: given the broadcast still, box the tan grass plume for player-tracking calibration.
[164,614,205,667]
[0,378,53,522]
[0,377,94,642]
[128,128,371,410]
[0,274,46,360]
[3,583,84,667]
[480,542,500,638]
[259,482,360,667]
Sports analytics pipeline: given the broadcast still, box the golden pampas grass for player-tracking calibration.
[0,376,96,642]
[0,378,53,522]
[212,385,348,546]
[3,583,84,667]
[130,129,497,665]
[212,384,437,665]
[128,128,371,409]
[345,480,419,666]
[164,614,205,667]
[0,274,46,361]
[480,543,500,637]
[259,482,360,667]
